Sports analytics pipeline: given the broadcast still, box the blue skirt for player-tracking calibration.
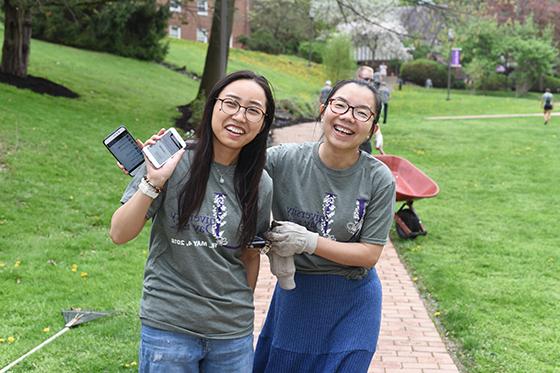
[254,269,382,373]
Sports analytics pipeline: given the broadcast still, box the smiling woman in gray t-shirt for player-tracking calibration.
[110,71,275,373]
[254,79,396,373]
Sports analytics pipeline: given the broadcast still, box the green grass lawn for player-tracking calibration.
[1,32,559,372]
[386,86,560,372]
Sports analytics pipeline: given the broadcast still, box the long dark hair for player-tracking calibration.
[318,79,381,138]
[177,71,275,250]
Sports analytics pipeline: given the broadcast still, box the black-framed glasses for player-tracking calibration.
[328,98,375,122]
[216,98,266,123]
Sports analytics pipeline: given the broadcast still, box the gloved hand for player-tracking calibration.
[267,252,296,290]
[264,221,318,257]
[375,130,383,150]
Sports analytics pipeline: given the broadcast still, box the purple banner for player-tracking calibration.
[451,48,461,67]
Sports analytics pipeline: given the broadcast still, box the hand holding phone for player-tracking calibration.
[143,128,186,169]
[142,128,187,188]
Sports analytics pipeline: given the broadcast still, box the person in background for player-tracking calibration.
[254,79,396,372]
[425,78,433,89]
[356,65,384,153]
[378,63,388,82]
[378,82,391,125]
[541,88,554,125]
[320,80,332,104]
[110,70,275,373]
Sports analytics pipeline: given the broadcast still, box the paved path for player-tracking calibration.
[253,122,461,373]
[426,112,560,120]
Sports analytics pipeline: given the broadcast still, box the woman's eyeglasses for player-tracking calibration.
[328,99,375,122]
[216,98,266,123]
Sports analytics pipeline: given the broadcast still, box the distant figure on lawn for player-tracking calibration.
[541,88,554,125]
[425,78,433,89]
[378,82,391,125]
[320,80,332,104]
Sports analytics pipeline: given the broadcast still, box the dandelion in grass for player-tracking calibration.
[0,337,5,343]
[433,311,441,317]
[80,271,88,278]
[71,264,78,272]
[7,336,15,344]
[42,327,50,333]
[14,260,21,268]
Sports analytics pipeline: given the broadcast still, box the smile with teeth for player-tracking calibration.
[333,124,355,136]
[225,125,246,135]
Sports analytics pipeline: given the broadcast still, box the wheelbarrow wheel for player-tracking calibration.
[394,204,427,239]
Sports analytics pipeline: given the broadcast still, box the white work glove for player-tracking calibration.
[267,252,296,290]
[375,131,383,150]
[264,221,318,257]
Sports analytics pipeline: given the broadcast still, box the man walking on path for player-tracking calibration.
[356,65,384,153]
[319,80,332,104]
[378,82,391,125]
[541,88,554,125]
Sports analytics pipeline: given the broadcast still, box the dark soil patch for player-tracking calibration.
[175,103,196,132]
[0,72,79,98]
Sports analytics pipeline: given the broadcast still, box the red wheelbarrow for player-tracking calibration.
[374,153,440,239]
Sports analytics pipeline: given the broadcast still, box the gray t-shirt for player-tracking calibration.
[543,92,553,106]
[121,150,273,339]
[266,142,395,279]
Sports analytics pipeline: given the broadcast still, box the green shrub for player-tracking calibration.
[297,41,325,64]
[238,30,287,55]
[276,98,315,120]
[32,0,169,62]
[400,59,447,87]
[479,73,509,91]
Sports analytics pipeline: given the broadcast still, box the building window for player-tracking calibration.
[170,0,182,13]
[169,25,181,39]
[197,0,208,15]
[196,28,208,43]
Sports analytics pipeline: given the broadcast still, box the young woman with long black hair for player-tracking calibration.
[254,79,396,372]
[110,70,275,373]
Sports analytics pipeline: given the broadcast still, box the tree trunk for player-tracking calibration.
[1,0,33,77]
[196,0,235,99]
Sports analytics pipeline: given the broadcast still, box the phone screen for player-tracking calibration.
[147,130,184,166]
[106,129,144,173]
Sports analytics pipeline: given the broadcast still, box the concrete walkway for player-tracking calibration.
[426,112,560,120]
[253,122,461,373]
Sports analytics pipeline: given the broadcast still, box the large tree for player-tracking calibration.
[197,0,234,99]
[1,0,33,77]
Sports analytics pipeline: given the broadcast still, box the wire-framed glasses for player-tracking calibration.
[216,98,266,123]
[328,98,375,122]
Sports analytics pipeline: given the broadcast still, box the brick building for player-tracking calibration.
[164,0,251,48]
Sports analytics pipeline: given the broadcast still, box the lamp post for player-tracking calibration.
[446,29,454,101]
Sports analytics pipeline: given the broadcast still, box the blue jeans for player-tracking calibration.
[139,324,254,373]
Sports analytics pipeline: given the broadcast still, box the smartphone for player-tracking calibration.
[103,125,144,176]
[143,128,186,168]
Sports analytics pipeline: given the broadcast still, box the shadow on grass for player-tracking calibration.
[0,72,79,98]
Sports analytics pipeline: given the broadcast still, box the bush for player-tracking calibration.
[297,41,325,64]
[274,98,316,127]
[479,73,509,91]
[32,0,169,62]
[400,59,447,87]
[238,30,285,55]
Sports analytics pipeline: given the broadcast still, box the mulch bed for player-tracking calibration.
[0,72,79,98]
